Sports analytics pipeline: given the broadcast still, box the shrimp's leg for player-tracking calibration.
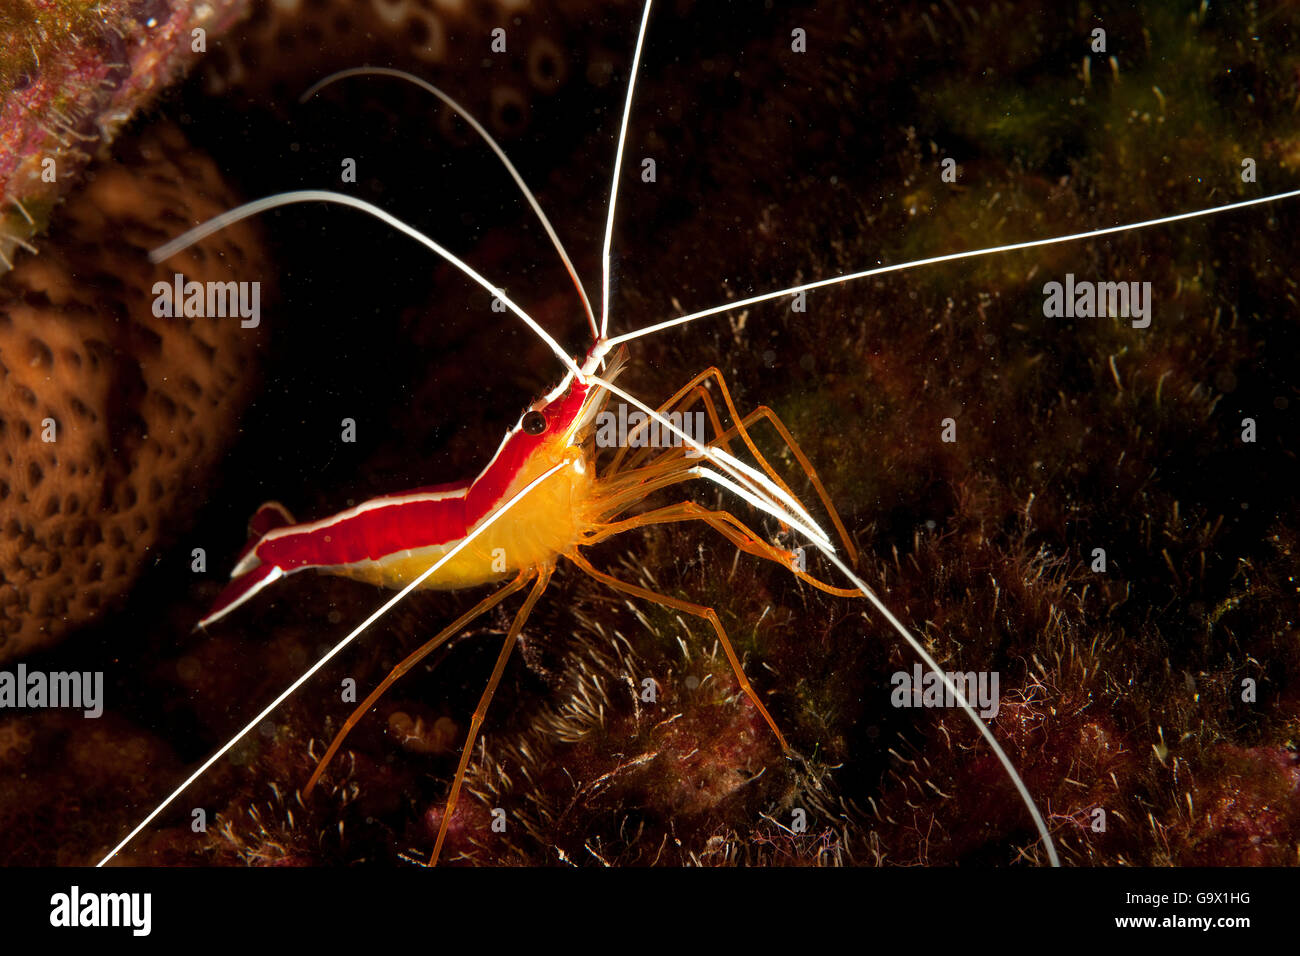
[584,502,860,599]
[609,367,859,564]
[303,571,533,798]
[611,384,737,481]
[430,565,553,866]
[710,403,860,566]
[605,378,726,477]
[564,550,790,751]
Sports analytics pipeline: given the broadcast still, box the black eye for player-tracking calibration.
[521,410,547,435]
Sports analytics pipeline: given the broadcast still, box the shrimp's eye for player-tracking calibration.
[522,410,548,435]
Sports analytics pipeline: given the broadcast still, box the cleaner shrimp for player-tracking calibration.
[92,0,1300,867]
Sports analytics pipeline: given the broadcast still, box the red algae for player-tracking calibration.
[0,0,253,267]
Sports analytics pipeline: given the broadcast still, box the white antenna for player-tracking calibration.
[600,0,655,339]
[604,188,1300,349]
[95,461,570,866]
[149,190,585,382]
[301,68,599,341]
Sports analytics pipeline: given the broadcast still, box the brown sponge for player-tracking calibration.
[0,122,269,662]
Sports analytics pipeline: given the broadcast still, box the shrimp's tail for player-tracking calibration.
[197,502,295,630]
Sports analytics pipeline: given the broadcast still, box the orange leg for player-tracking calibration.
[605,365,859,565]
[583,501,861,599]
[711,403,859,567]
[604,378,727,477]
[302,572,532,799]
[429,564,553,865]
[609,368,770,487]
[610,383,729,475]
[619,367,799,511]
[565,550,790,751]
[589,453,719,526]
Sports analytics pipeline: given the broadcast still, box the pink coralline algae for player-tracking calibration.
[0,0,253,269]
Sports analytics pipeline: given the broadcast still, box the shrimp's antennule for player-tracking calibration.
[301,67,598,343]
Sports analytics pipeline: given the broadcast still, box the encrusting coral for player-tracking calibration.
[0,122,269,661]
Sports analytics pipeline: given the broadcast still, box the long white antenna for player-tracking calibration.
[600,0,655,340]
[301,68,599,342]
[588,375,1061,865]
[95,460,570,866]
[602,188,1300,350]
[150,190,584,381]
[695,462,1063,868]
